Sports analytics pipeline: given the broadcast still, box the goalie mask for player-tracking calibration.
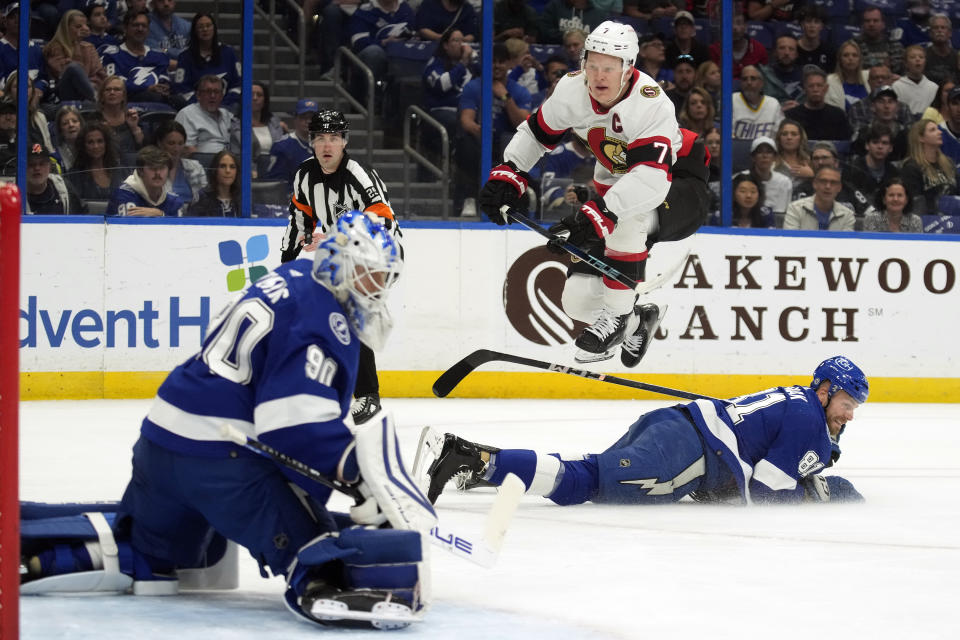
[582,20,639,96]
[312,211,402,350]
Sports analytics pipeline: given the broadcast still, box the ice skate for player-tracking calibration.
[350,393,381,425]
[574,307,632,355]
[412,427,499,504]
[620,303,666,368]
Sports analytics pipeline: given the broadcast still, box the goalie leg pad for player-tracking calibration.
[284,527,427,629]
[351,412,438,532]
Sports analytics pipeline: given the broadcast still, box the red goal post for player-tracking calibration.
[0,182,21,640]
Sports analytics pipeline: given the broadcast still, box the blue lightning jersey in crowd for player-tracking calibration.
[686,386,834,503]
[101,43,171,93]
[139,260,360,503]
[173,45,242,105]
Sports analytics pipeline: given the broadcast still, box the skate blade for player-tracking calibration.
[309,599,421,629]
[574,348,616,363]
[411,426,444,494]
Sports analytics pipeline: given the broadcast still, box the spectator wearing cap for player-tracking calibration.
[761,35,804,109]
[414,0,478,42]
[100,8,177,106]
[782,165,856,230]
[264,98,318,184]
[935,86,960,165]
[796,4,834,73]
[785,66,852,140]
[925,14,959,86]
[0,4,49,99]
[792,141,870,217]
[899,118,959,214]
[536,0,608,45]
[25,143,87,215]
[855,6,905,74]
[667,55,697,111]
[848,65,916,134]
[84,0,121,52]
[173,13,241,108]
[852,85,910,160]
[665,10,710,69]
[146,0,191,61]
[174,74,238,156]
[893,45,938,117]
[739,136,793,216]
[709,12,767,79]
[637,33,674,90]
[107,144,185,216]
[731,64,783,140]
[845,122,901,205]
[826,39,870,111]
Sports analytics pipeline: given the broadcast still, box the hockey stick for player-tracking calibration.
[219,423,522,568]
[432,348,719,402]
[502,207,691,297]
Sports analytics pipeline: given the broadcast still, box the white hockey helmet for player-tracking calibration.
[582,21,639,72]
[312,210,403,350]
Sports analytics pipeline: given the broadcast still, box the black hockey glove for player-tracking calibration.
[478,161,530,225]
[545,197,618,255]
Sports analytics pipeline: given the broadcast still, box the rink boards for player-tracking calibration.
[16,217,960,401]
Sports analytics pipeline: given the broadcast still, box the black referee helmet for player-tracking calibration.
[309,109,349,138]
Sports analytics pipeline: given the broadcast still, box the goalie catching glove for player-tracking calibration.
[478,161,531,224]
[546,196,618,254]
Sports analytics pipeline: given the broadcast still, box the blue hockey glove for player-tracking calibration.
[478,161,530,224]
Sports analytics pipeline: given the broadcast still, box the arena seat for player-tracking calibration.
[922,214,960,233]
[937,195,960,216]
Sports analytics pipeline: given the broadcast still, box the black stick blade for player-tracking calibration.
[432,349,500,397]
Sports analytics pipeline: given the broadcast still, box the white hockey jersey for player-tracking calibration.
[731,92,784,140]
[503,68,682,221]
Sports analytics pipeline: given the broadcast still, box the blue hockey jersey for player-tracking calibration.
[140,260,361,503]
[348,1,416,52]
[686,386,834,503]
[173,44,242,106]
[422,56,473,112]
[265,133,312,184]
[101,43,171,93]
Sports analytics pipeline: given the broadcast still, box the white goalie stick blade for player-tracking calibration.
[636,247,691,297]
[429,473,525,569]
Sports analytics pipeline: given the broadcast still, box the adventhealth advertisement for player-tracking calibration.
[17,220,960,398]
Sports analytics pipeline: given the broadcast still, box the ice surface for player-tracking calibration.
[18,398,960,639]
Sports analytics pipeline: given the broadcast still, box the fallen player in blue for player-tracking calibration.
[20,211,436,630]
[415,356,868,505]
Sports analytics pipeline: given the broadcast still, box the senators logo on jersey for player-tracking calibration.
[587,128,629,174]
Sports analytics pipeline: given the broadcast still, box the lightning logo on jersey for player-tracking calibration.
[619,457,706,495]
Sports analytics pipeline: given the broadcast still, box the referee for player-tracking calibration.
[279,109,399,424]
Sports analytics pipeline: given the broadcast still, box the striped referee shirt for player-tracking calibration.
[280,151,396,263]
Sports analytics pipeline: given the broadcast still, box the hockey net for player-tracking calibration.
[0,183,20,640]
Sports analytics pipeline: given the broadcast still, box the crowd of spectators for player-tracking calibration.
[4,0,960,230]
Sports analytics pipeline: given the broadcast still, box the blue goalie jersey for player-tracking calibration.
[140,260,360,501]
[686,386,834,503]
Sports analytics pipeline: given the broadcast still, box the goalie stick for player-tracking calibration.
[219,423,522,568]
[432,349,719,402]
[502,206,691,297]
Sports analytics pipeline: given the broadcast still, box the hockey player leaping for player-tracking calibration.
[478,21,709,366]
[20,212,436,630]
[416,356,868,506]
